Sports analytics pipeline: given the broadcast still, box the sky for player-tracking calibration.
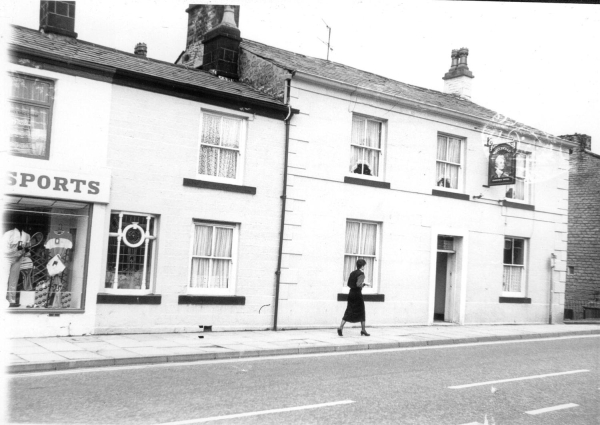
[2,0,599,153]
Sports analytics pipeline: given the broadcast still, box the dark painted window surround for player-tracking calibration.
[431,189,470,201]
[179,295,246,305]
[97,294,162,305]
[344,176,390,189]
[338,293,385,302]
[502,200,535,211]
[499,297,532,304]
[183,178,256,195]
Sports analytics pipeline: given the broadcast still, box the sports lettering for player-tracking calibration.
[7,171,101,195]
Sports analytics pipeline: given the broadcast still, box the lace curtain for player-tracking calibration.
[436,136,461,188]
[513,153,527,200]
[344,221,377,285]
[503,266,522,292]
[199,114,240,179]
[190,225,233,289]
[350,117,380,176]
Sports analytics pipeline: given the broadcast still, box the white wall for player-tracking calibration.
[276,76,569,328]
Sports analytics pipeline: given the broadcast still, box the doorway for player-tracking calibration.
[434,236,456,322]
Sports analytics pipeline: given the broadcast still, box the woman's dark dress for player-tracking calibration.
[342,269,366,322]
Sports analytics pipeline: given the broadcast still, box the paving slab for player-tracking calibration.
[53,351,108,360]
[18,352,69,362]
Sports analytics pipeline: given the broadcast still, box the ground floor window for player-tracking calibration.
[189,220,238,295]
[503,237,526,296]
[343,220,379,289]
[2,196,91,310]
[105,212,157,293]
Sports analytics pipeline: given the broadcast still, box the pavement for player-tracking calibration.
[5,323,600,374]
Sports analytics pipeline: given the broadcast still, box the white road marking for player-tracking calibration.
[525,403,579,415]
[449,370,589,389]
[10,334,600,378]
[156,400,355,424]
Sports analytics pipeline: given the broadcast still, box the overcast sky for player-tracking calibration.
[3,0,599,153]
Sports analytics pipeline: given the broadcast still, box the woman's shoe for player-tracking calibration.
[337,328,343,337]
[361,330,370,336]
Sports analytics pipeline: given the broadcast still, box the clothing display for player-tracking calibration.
[2,228,31,305]
[44,230,73,258]
[19,256,34,291]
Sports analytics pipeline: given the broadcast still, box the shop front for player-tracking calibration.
[3,165,110,337]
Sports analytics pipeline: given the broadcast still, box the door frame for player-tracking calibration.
[428,227,469,325]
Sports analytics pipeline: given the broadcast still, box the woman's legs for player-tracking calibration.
[339,320,346,330]
[361,321,366,332]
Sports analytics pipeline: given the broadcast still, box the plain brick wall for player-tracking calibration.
[566,147,600,303]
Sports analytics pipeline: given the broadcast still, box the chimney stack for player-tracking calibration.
[40,1,77,38]
[134,43,148,57]
[443,48,473,99]
[201,5,241,79]
[559,133,592,152]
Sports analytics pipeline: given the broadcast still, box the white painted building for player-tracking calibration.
[4,3,291,336]
[179,6,578,329]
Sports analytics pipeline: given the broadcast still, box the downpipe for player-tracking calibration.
[549,253,556,324]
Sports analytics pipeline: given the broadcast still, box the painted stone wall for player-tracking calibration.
[566,135,600,304]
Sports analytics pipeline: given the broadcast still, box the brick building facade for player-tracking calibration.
[563,134,600,318]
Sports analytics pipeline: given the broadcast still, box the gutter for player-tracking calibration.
[273,81,294,331]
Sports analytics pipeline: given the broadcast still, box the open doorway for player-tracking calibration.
[434,235,457,323]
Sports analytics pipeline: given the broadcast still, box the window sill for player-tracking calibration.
[178,295,246,305]
[502,200,535,211]
[344,176,390,189]
[431,189,470,201]
[183,178,256,195]
[337,293,385,302]
[97,294,162,305]
[499,297,531,304]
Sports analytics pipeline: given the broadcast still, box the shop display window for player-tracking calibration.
[2,196,91,310]
[105,212,157,294]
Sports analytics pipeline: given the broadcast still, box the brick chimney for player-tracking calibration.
[559,133,592,152]
[443,48,473,99]
[178,5,240,69]
[201,6,241,79]
[134,43,148,57]
[40,1,77,38]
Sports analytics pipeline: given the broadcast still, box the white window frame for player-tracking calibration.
[343,220,380,294]
[197,108,248,184]
[502,237,527,297]
[435,133,465,192]
[348,115,385,181]
[104,211,157,295]
[188,220,239,296]
[505,151,532,203]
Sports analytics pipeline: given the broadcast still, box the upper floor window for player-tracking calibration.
[506,152,531,202]
[105,212,157,294]
[436,134,464,189]
[343,220,379,292]
[9,74,54,159]
[189,221,238,295]
[198,112,245,181]
[350,116,382,178]
[503,237,526,297]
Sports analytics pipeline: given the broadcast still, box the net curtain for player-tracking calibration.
[436,136,461,188]
[190,225,233,288]
[199,114,240,179]
[350,117,380,176]
[344,221,377,285]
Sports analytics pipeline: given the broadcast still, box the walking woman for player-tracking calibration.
[337,259,370,336]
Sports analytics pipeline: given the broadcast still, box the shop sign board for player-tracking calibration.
[488,143,516,186]
[5,166,111,203]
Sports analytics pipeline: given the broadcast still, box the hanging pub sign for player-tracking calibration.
[488,143,516,186]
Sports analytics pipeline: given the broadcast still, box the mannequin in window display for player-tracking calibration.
[2,227,31,307]
[44,226,73,308]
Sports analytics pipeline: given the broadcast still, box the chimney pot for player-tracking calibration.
[134,43,148,57]
[559,133,592,151]
[443,47,474,99]
[39,1,77,38]
[201,5,242,80]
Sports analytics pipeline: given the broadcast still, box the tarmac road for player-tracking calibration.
[7,335,600,425]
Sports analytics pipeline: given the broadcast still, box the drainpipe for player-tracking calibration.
[549,253,556,324]
[273,80,293,331]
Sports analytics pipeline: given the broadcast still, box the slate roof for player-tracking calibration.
[9,25,285,109]
[241,39,560,142]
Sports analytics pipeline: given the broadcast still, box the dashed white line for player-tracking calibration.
[156,400,355,424]
[525,403,579,415]
[448,369,589,389]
